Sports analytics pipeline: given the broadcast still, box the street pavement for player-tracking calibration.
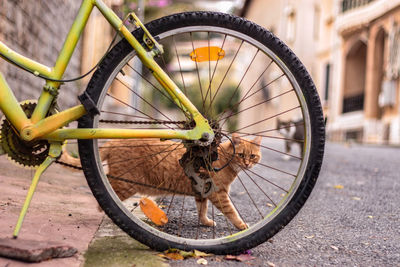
[0,142,399,266]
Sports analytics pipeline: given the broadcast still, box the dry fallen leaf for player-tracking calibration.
[267,261,276,267]
[351,196,361,201]
[330,245,339,251]
[197,258,208,265]
[305,234,315,239]
[179,250,194,258]
[193,250,213,258]
[225,254,255,262]
[225,255,237,261]
[334,185,344,189]
[165,252,184,260]
[163,249,213,260]
[236,254,255,262]
[368,215,373,219]
[266,203,274,207]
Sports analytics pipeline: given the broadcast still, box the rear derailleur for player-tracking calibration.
[179,123,222,199]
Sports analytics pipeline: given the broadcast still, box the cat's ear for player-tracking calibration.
[253,135,262,146]
[231,133,241,145]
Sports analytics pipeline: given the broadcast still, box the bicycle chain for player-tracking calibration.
[99,119,188,126]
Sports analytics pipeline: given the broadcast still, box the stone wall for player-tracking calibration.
[0,0,83,110]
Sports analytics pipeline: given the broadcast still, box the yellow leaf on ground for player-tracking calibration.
[179,250,194,258]
[305,234,315,239]
[193,250,213,258]
[334,185,344,189]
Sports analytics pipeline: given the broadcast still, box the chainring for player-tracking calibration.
[0,101,56,168]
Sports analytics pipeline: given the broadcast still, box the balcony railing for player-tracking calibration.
[341,0,376,13]
[342,93,365,113]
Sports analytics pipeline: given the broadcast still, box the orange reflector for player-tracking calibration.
[139,197,168,226]
[190,46,225,62]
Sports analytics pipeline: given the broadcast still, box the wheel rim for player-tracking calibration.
[91,25,312,247]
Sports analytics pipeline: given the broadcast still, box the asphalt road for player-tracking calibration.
[170,142,400,266]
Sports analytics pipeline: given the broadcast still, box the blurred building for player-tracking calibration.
[327,0,400,144]
[0,1,83,109]
[242,0,400,144]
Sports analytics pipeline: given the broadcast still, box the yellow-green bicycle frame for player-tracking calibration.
[0,0,214,238]
[0,0,214,143]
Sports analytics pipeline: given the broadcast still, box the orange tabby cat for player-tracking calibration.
[60,133,262,230]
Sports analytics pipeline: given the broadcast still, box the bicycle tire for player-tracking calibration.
[78,11,325,254]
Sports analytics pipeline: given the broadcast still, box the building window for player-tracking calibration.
[343,93,364,113]
[324,63,331,101]
[285,6,296,43]
[341,0,376,13]
[314,6,321,41]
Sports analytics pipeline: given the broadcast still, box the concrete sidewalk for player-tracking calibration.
[0,156,167,267]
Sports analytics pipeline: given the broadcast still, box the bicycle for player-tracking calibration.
[0,0,325,254]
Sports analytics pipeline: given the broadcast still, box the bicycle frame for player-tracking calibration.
[0,0,213,143]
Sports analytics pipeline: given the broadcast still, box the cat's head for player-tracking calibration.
[277,118,292,133]
[229,133,262,170]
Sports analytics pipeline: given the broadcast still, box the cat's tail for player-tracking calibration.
[59,146,82,171]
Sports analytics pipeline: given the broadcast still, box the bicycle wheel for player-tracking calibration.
[78,11,325,254]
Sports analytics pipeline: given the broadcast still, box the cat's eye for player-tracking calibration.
[250,154,256,159]
[238,153,244,158]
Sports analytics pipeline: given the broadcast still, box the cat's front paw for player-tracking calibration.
[235,221,248,230]
[201,218,216,227]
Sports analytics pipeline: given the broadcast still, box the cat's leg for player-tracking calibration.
[195,198,215,227]
[283,141,292,160]
[299,142,304,157]
[209,192,247,230]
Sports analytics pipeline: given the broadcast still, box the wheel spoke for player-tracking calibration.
[203,34,228,116]
[206,40,244,117]
[217,49,260,121]
[233,106,301,134]
[115,76,177,125]
[173,36,188,96]
[190,32,205,112]
[218,88,294,126]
